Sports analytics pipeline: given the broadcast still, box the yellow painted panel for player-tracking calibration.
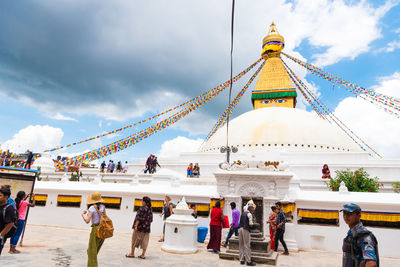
[298,209,339,220]
[282,203,296,213]
[57,195,82,203]
[197,204,210,212]
[361,212,400,222]
[103,197,121,204]
[34,195,47,201]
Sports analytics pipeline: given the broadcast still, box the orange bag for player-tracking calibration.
[223,215,230,228]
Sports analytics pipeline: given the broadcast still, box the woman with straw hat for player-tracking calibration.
[81,192,106,267]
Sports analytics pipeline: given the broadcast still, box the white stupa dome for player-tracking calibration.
[200,107,361,153]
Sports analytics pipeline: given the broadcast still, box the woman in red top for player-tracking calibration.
[207,201,224,253]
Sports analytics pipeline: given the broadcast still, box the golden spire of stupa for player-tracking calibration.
[251,22,297,109]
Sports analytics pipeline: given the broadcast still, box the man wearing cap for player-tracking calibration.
[238,205,256,266]
[341,203,379,267]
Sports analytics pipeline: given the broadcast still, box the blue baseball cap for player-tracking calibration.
[341,203,361,213]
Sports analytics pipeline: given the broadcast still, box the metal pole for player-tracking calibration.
[225,0,235,163]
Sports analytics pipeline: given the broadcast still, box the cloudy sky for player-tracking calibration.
[0,0,399,163]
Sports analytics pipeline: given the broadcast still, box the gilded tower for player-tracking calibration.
[252,23,297,109]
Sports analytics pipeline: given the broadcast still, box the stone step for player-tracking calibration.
[219,250,279,265]
[228,238,271,253]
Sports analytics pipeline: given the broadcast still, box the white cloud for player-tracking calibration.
[48,112,77,121]
[334,72,400,158]
[1,125,64,153]
[157,136,204,158]
[385,40,400,52]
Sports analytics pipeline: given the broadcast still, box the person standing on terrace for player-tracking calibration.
[341,203,378,267]
[322,164,331,179]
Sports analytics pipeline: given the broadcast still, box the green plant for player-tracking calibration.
[69,170,82,182]
[326,168,382,192]
[393,182,400,193]
[35,166,42,181]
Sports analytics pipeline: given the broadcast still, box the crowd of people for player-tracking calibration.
[0,185,35,255]
[186,163,200,177]
[1,186,379,267]
[100,160,129,173]
[144,154,161,174]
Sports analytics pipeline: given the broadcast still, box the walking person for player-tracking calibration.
[267,206,277,250]
[224,202,240,247]
[0,186,17,256]
[9,191,35,253]
[274,202,289,255]
[150,156,160,174]
[116,161,122,173]
[341,203,378,267]
[144,155,153,174]
[100,161,106,173]
[24,151,34,169]
[126,196,153,259]
[238,205,256,266]
[123,161,129,173]
[207,201,224,253]
[107,160,112,173]
[159,196,173,242]
[81,192,106,267]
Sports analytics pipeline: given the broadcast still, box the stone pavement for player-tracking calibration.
[1,225,400,267]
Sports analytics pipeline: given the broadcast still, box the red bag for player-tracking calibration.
[223,215,230,228]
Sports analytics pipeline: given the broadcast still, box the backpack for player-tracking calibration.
[93,205,114,239]
[2,204,18,238]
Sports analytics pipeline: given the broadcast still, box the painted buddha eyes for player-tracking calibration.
[262,99,286,104]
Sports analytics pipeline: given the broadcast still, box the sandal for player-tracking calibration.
[138,255,146,259]
[158,238,164,242]
[125,254,135,258]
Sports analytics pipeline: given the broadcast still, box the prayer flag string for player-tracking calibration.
[282,58,382,158]
[56,58,263,168]
[45,58,263,153]
[205,60,266,141]
[282,52,400,119]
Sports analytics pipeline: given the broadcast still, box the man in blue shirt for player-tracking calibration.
[274,202,289,255]
[341,203,378,267]
[224,202,240,247]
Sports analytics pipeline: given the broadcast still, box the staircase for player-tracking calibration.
[219,225,279,265]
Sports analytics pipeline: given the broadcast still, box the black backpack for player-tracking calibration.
[1,204,19,238]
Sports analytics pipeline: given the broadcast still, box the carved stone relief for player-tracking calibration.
[238,182,265,197]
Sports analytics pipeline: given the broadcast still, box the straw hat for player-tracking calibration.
[87,192,104,205]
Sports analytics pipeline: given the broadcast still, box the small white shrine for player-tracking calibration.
[162,197,198,254]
